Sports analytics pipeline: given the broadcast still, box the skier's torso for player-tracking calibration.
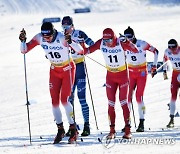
[39,32,72,66]
[126,39,155,72]
[100,38,127,72]
[164,47,180,71]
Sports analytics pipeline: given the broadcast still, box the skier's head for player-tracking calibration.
[62,16,74,33]
[102,28,117,47]
[62,16,73,26]
[124,26,135,41]
[41,22,54,36]
[168,39,178,49]
[41,22,55,43]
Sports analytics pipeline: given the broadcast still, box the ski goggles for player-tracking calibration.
[124,34,134,39]
[168,44,177,49]
[62,25,72,30]
[41,30,54,36]
[103,38,113,43]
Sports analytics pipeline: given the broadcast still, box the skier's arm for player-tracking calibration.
[162,52,169,80]
[144,42,159,66]
[19,31,40,54]
[83,39,101,55]
[121,39,138,53]
[79,31,94,46]
[64,31,83,54]
[69,41,83,54]
[143,42,159,77]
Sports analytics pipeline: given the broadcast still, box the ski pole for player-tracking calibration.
[131,101,137,128]
[124,58,137,128]
[84,57,99,130]
[156,61,168,72]
[23,54,32,144]
[66,42,77,128]
[85,55,106,68]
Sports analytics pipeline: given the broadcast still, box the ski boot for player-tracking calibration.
[167,115,174,128]
[123,125,132,139]
[106,125,116,139]
[68,124,79,144]
[121,126,125,132]
[66,122,80,136]
[136,119,145,132]
[81,122,90,136]
[53,123,65,144]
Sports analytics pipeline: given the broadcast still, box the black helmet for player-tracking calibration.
[124,26,135,39]
[41,22,54,36]
[62,16,73,25]
[168,39,178,49]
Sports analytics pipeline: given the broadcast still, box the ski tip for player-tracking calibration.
[68,141,77,144]
[175,112,180,117]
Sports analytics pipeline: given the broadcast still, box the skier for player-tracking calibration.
[123,26,159,132]
[83,28,139,139]
[19,22,83,144]
[163,39,180,128]
[61,16,94,136]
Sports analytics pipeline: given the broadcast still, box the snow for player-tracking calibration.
[0,0,180,154]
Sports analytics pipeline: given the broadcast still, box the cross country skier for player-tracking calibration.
[163,39,180,128]
[123,26,159,132]
[83,28,138,139]
[19,22,83,144]
[61,16,94,136]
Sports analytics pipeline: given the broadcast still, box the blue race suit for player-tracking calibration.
[69,30,94,124]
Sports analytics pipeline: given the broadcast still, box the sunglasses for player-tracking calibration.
[168,44,177,49]
[62,25,72,30]
[103,38,113,43]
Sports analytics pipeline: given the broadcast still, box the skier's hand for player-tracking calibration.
[163,70,168,80]
[151,65,157,78]
[64,31,72,44]
[19,28,26,42]
[119,33,127,43]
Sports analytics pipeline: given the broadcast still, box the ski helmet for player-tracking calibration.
[124,26,135,39]
[103,28,116,40]
[168,39,178,49]
[62,16,73,25]
[41,22,54,36]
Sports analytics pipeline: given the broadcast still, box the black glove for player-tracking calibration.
[19,28,26,42]
[64,32,72,44]
[119,33,127,43]
[163,70,168,80]
[151,65,157,78]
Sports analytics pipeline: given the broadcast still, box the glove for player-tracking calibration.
[19,28,26,42]
[163,70,168,80]
[119,33,127,43]
[151,65,157,78]
[64,32,72,44]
